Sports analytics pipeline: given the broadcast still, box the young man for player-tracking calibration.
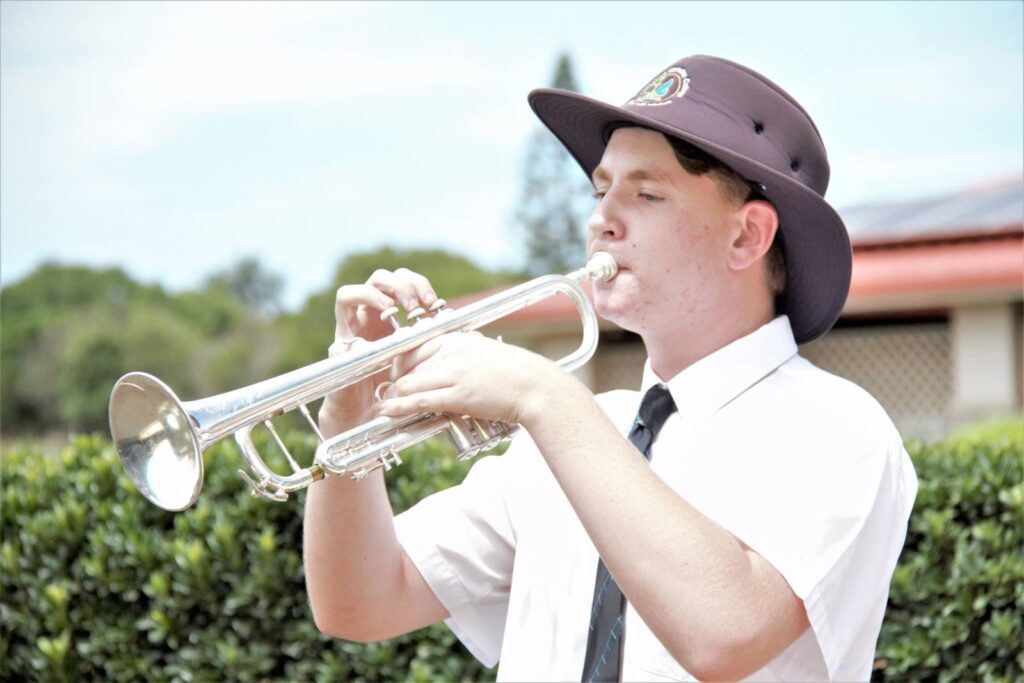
[303,56,917,681]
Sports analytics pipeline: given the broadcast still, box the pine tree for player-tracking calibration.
[515,53,593,276]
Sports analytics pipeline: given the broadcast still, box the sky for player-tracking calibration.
[2,1,1022,309]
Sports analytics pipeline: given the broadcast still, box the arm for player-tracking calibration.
[303,269,448,642]
[379,335,809,680]
[518,373,809,680]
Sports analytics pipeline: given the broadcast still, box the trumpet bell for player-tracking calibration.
[109,372,204,511]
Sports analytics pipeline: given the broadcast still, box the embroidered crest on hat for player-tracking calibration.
[627,66,690,107]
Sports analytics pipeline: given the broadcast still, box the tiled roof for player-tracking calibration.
[847,232,1024,301]
[843,175,1023,244]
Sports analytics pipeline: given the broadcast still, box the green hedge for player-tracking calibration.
[1,433,494,682]
[873,418,1023,682]
[1,420,1021,681]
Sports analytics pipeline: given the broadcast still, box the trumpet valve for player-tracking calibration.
[380,305,402,331]
[407,306,427,323]
[380,449,403,471]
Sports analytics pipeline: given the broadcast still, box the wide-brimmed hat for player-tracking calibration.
[528,55,851,344]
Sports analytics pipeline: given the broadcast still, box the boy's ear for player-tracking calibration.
[728,200,778,272]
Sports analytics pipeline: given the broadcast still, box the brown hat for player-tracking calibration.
[528,55,851,344]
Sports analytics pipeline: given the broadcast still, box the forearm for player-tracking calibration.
[303,407,446,641]
[520,375,807,679]
[304,267,453,641]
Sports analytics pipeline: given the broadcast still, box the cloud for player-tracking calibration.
[2,3,490,159]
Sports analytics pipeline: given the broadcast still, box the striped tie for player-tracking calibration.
[580,384,678,682]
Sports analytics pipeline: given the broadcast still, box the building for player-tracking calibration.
[464,176,1024,440]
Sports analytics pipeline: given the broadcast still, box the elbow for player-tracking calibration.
[686,656,747,683]
[687,654,753,682]
[309,595,402,644]
[309,601,351,640]
[311,610,385,643]
[683,623,812,681]
[308,595,374,643]
[674,630,766,682]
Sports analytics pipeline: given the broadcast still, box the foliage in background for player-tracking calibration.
[873,417,1023,682]
[1,420,1021,681]
[204,258,284,320]
[0,248,513,437]
[515,52,592,276]
[1,433,495,682]
[0,264,246,434]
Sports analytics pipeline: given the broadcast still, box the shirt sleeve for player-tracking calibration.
[393,445,521,667]
[664,351,920,680]
[800,442,918,680]
[684,403,918,681]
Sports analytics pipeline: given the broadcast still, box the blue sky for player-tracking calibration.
[2,1,1022,309]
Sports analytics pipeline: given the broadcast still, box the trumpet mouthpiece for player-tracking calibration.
[585,251,618,282]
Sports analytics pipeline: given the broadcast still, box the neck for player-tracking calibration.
[643,290,774,382]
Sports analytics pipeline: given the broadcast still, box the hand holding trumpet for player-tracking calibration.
[322,263,574,436]
[377,330,563,428]
[319,267,442,438]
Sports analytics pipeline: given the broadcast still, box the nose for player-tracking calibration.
[587,193,625,243]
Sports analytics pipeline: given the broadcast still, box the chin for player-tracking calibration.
[594,291,643,333]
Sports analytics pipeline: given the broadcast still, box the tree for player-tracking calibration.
[57,326,126,432]
[0,263,249,434]
[204,258,283,318]
[515,53,593,276]
[0,265,150,432]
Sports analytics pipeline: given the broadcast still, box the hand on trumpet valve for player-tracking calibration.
[319,267,443,436]
[375,329,572,429]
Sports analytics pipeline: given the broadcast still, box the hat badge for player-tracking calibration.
[627,66,690,107]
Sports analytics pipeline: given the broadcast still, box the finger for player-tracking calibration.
[366,269,432,313]
[386,370,453,399]
[335,284,395,337]
[376,387,458,417]
[335,283,396,313]
[390,337,445,381]
[393,268,438,308]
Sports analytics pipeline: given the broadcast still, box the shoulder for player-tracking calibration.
[711,353,907,502]
[762,354,902,446]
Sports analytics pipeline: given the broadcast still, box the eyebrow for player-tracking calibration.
[591,166,672,185]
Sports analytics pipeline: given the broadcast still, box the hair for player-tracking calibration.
[664,135,787,310]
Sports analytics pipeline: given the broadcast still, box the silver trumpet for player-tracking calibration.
[109,252,617,511]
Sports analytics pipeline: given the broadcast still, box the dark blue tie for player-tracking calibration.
[580,384,678,682]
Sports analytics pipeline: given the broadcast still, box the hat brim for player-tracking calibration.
[528,88,851,345]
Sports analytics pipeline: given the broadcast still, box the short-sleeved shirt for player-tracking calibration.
[394,316,918,681]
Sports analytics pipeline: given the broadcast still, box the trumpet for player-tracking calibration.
[109,252,617,511]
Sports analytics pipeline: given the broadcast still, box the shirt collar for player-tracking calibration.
[640,315,798,420]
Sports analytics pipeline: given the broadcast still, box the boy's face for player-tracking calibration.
[587,127,743,337]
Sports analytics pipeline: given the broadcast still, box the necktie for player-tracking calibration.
[580,384,678,682]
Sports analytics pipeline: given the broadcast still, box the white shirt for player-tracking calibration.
[394,316,918,681]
